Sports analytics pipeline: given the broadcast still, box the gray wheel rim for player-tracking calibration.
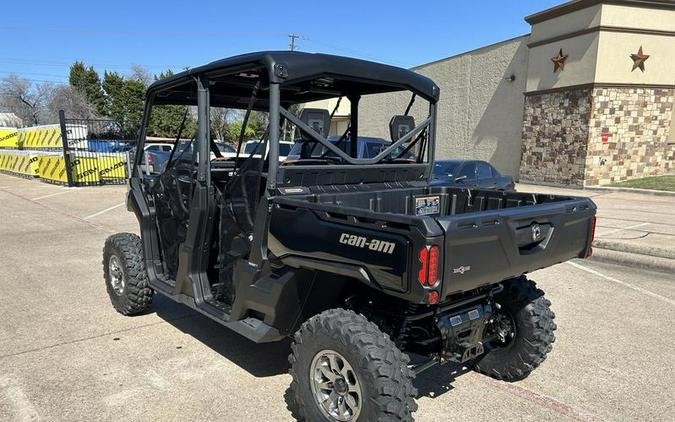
[309,350,362,421]
[108,255,125,296]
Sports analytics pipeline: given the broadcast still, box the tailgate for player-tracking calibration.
[436,198,595,297]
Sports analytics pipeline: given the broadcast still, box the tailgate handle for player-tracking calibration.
[515,223,552,254]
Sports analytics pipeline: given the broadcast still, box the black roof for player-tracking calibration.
[148,51,439,107]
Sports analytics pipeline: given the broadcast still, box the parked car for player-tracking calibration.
[286,136,414,161]
[137,142,174,174]
[214,141,237,159]
[431,159,515,190]
[243,139,294,160]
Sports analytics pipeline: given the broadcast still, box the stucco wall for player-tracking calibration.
[595,31,675,85]
[359,36,529,178]
[529,4,602,43]
[526,33,600,92]
[526,2,675,92]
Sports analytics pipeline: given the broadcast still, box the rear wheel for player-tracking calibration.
[289,309,417,421]
[102,233,153,315]
[474,276,556,381]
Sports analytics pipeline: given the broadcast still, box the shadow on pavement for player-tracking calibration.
[413,361,471,399]
[152,294,291,378]
[152,294,471,418]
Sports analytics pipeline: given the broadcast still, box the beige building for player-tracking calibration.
[314,0,675,187]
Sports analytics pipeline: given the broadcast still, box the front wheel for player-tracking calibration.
[102,233,153,315]
[474,276,556,381]
[289,309,417,421]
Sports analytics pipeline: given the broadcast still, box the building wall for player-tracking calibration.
[520,88,592,187]
[525,32,600,93]
[521,86,675,187]
[520,1,675,186]
[359,35,530,178]
[528,4,602,42]
[585,87,674,185]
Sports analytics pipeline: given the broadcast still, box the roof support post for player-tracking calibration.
[267,83,280,191]
[196,76,210,184]
[427,102,438,180]
[348,94,360,158]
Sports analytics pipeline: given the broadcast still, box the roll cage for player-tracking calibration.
[133,51,440,191]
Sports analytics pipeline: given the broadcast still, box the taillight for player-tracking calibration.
[418,245,440,286]
[428,245,439,285]
[418,248,428,285]
[586,216,597,258]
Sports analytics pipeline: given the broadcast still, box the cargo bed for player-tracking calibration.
[272,184,596,299]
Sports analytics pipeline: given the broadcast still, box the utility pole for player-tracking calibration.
[288,33,300,51]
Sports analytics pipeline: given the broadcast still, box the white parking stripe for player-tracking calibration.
[597,222,650,237]
[31,189,73,201]
[567,261,675,306]
[84,202,125,220]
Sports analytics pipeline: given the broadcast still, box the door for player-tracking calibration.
[147,138,197,281]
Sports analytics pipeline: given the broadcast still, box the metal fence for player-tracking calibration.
[58,110,136,187]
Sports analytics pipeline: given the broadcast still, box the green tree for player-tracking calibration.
[225,120,257,142]
[69,61,105,115]
[146,70,196,138]
[102,71,145,138]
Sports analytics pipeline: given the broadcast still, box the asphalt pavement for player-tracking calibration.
[1,174,674,421]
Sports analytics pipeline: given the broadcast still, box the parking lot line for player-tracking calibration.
[31,189,74,201]
[597,222,650,237]
[84,202,126,220]
[567,261,675,306]
[2,188,107,233]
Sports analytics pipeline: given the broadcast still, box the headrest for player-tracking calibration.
[299,108,331,141]
[389,115,416,141]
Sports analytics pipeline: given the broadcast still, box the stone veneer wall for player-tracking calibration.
[584,87,674,186]
[520,86,674,187]
[520,88,592,187]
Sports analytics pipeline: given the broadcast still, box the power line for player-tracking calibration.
[0,71,67,79]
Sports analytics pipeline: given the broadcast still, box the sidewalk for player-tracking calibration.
[517,183,675,273]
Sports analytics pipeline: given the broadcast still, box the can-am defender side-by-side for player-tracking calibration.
[103,51,596,421]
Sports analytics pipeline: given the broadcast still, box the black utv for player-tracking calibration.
[103,51,597,421]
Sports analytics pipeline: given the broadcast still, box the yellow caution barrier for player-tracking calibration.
[37,154,68,184]
[97,153,128,183]
[0,127,19,148]
[68,154,101,185]
[0,150,41,177]
[20,125,63,149]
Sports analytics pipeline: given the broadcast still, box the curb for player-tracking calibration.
[593,239,675,260]
[589,247,675,274]
[583,185,675,197]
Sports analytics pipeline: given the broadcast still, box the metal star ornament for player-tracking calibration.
[551,48,568,73]
[630,46,649,72]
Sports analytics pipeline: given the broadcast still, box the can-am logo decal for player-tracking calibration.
[339,233,396,254]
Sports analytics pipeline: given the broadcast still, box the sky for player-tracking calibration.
[2,0,563,85]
